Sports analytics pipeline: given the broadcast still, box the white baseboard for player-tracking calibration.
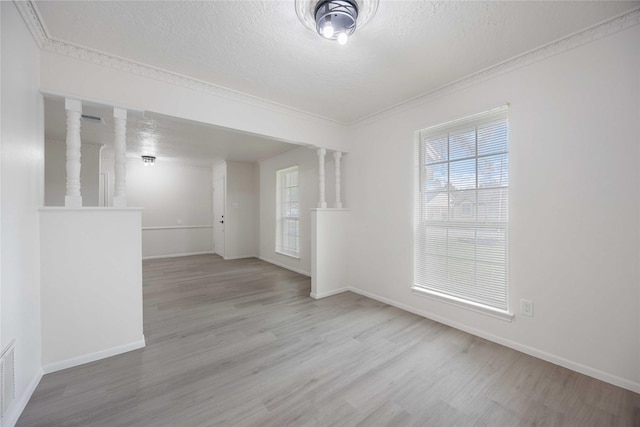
[258,256,311,277]
[310,287,349,299]
[4,368,43,427]
[42,336,146,374]
[223,255,257,261]
[346,286,640,394]
[142,251,214,260]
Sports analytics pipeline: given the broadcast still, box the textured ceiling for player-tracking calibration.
[44,97,296,165]
[34,1,639,124]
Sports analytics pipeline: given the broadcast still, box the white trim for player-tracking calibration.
[142,251,214,260]
[222,255,256,261]
[42,336,146,375]
[141,225,213,231]
[411,286,513,322]
[14,1,345,127]
[15,2,640,126]
[3,368,43,427]
[275,250,300,260]
[16,3,639,128]
[309,208,351,212]
[351,7,640,127]
[310,287,348,299]
[258,256,311,277]
[39,207,143,212]
[346,287,640,394]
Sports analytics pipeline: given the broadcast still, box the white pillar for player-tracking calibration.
[113,107,128,208]
[333,151,342,209]
[64,98,82,207]
[317,148,327,208]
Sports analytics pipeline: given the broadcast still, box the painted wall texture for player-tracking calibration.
[1,2,44,424]
[346,26,640,391]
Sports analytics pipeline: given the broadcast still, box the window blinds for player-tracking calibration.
[414,107,509,311]
[277,166,300,257]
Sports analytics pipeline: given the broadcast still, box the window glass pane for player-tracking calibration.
[426,191,449,220]
[449,128,475,160]
[425,226,447,256]
[425,163,448,191]
[290,203,299,217]
[276,166,299,256]
[450,189,476,221]
[449,159,476,190]
[477,188,508,222]
[447,228,476,261]
[415,108,508,313]
[475,229,506,264]
[478,119,507,156]
[422,254,447,288]
[478,154,508,188]
[424,135,447,164]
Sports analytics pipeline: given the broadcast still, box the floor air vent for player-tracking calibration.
[0,341,16,420]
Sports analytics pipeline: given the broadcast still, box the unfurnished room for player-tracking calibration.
[1,0,640,426]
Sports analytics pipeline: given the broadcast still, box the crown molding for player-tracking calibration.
[15,1,640,128]
[14,0,48,48]
[14,0,348,128]
[351,6,640,127]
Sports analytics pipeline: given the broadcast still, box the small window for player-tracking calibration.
[276,166,300,258]
[414,106,509,315]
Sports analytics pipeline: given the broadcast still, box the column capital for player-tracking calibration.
[114,107,127,120]
[333,151,342,160]
[65,98,82,114]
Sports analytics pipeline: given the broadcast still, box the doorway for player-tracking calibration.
[213,177,225,258]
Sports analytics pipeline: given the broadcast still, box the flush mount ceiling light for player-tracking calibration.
[141,155,156,166]
[295,0,379,45]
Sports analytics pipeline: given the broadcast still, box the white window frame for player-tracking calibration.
[413,107,512,321]
[276,166,300,259]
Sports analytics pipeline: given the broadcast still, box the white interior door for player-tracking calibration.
[213,177,225,258]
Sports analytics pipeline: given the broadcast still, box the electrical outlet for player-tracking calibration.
[520,299,534,317]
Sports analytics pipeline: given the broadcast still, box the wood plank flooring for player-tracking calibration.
[18,255,640,426]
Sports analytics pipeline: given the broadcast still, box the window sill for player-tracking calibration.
[275,250,300,260]
[411,286,514,322]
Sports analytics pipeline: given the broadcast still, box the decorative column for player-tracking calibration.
[317,148,327,208]
[113,107,127,208]
[64,98,82,207]
[333,151,342,209]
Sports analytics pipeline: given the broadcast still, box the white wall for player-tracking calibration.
[311,209,350,298]
[44,140,102,206]
[1,2,44,424]
[225,161,259,259]
[125,159,213,259]
[39,50,348,153]
[346,26,640,392]
[259,146,338,276]
[39,208,145,372]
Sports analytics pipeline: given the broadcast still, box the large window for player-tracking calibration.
[414,107,509,316]
[276,166,300,258]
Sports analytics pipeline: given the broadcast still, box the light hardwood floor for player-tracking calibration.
[18,255,640,426]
